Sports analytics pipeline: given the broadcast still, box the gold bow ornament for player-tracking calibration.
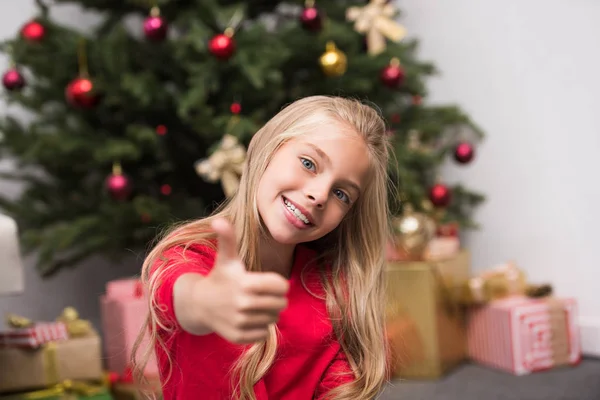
[346,0,407,55]
[460,262,527,305]
[195,134,247,198]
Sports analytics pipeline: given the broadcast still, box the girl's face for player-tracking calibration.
[256,123,371,246]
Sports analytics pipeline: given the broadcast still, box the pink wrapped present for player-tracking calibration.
[467,295,581,375]
[100,278,158,377]
[0,322,68,348]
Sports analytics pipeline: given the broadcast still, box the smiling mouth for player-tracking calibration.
[282,196,312,226]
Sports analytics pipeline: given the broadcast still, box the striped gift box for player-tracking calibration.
[0,322,69,348]
[467,295,581,375]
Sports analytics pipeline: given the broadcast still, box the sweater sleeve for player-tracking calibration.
[314,349,355,399]
[152,245,215,330]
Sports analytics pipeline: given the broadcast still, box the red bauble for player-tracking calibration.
[209,33,236,60]
[65,77,100,108]
[429,183,451,208]
[2,68,25,91]
[380,64,405,88]
[300,6,322,32]
[230,102,241,114]
[454,141,475,164]
[105,172,132,201]
[143,14,168,41]
[20,21,45,42]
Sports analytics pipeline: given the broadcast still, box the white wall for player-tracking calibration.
[400,0,600,354]
[1,1,599,352]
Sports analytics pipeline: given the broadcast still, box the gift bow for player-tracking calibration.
[195,134,246,198]
[16,380,105,399]
[462,262,526,304]
[346,0,407,55]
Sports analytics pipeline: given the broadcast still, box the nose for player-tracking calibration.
[305,183,329,209]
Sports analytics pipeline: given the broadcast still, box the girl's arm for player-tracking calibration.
[314,349,355,399]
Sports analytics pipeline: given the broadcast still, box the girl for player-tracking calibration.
[133,95,392,400]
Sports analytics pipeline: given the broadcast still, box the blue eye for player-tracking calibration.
[301,158,315,171]
[333,189,350,204]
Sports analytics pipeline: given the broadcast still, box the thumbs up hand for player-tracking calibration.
[202,218,290,344]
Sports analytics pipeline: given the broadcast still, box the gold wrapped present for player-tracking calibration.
[0,308,104,394]
[386,250,470,379]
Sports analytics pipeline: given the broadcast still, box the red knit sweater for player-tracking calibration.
[153,243,354,400]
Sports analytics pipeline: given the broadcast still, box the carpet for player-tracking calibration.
[379,358,600,400]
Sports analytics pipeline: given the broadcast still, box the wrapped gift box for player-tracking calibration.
[0,322,69,349]
[385,250,471,379]
[100,279,158,377]
[467,296,581,375]
[0,309,104,393]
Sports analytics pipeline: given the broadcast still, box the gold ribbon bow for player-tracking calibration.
[346,0,407,55]
[195,134,247,198]
[55,307,92,338]
[460,262,527,305]
[8,380,105,400]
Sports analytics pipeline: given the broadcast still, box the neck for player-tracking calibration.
[259,236,296,279]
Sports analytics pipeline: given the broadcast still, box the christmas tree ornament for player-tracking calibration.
[380,57,405,88]
[66,39,101,108]
[300,0,322,32]
[346,0,407,55]
[195,134,247,197]
[454,141,475,164]
[156,124,168,135]
[230,102,241,114]
[160,184,172,196]
[429,183,451,207]
[143,6,168,41]
[209,28,236,60]
[391,204,436,260]
[65,77,100,108]
[2,68,25,91]
[105,163,132,201]
[319,41,347,77]
[20,21,45,42]
[407,130,432,154]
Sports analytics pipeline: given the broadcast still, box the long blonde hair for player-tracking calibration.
[132,95,393,400]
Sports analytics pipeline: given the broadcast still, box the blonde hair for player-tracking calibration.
[132,95,393,400]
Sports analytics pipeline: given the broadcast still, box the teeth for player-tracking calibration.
[284,199,310,225]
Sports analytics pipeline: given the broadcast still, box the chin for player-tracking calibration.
[266,226,306,246]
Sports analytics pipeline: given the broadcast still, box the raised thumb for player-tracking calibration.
[212,218,240,268]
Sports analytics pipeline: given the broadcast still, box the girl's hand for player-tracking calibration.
[202,218,290,344]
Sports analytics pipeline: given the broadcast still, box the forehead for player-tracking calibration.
[290,123,371,186]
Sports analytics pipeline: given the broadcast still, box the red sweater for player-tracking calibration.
[153,243,354,400]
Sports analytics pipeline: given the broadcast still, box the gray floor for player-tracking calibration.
[379,358,600,400]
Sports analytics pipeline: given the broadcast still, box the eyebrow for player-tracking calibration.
[306,143,362,194]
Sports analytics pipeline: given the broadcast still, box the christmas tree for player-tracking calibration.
[0,0,484,276]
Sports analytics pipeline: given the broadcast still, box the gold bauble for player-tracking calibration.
[391,206,436,259]
[319,41,347,77]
